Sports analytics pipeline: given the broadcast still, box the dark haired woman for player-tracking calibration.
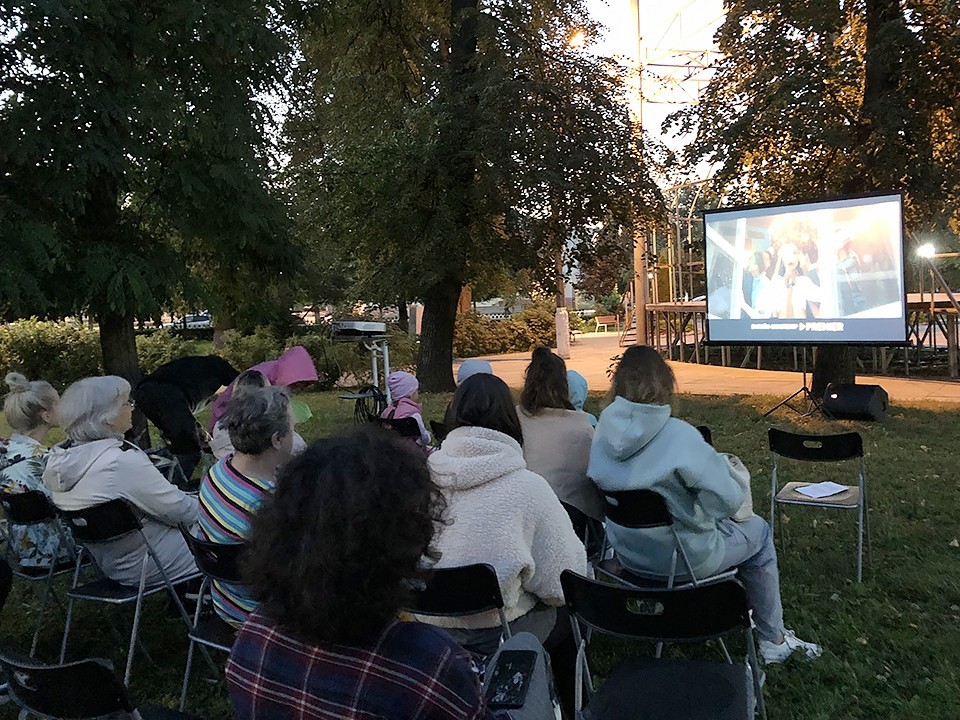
[587,345,821,665]
[226,429,554,719]
[432,374,585,713]
[517,348,603,529]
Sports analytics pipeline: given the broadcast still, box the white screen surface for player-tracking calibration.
[703,194,906,344]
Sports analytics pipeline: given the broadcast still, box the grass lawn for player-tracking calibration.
[1,391,958,719]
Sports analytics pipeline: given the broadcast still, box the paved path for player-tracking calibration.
[456,333,960,405]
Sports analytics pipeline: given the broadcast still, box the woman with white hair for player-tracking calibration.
[43,376,198,586]
[0,372,70,568]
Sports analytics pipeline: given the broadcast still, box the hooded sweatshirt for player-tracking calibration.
[426,426,587,629]
[43,438,199,586]
[587,397,744,579]
[566,371,598,427]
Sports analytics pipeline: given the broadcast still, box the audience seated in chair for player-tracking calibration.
[429,373,586,714]
[587,346,821,664]
[379,371,432,453]
[566,370,598,428]
[1,372,75,569]
[199,386,296,627]
[226,428,554,719]
[516,348,604,538]
[209,370,307,461]
[43,376,198,587]
[133,355,239,478]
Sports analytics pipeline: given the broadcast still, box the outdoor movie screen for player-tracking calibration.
[703,194,906,345]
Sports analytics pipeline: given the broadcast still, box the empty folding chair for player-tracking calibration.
[598,489,737,589]
[0,490,81,656]
[561,570,766,720]
[0,649,193,719]
[768,428,870,582]
[58,499,201,684]
[178,529,245,711]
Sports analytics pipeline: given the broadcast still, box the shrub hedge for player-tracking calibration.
[452,302,557,358]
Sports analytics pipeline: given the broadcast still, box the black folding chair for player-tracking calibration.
[430,420,449,443]
[598,489,737,590]
[368,413,422,439]
[561,570,766,720]
[0,490,82,656]
[405,563,512,646]
[58,499,202,685]
[0,648,192,719]
[178,529,245,711]
[768,428,870,582]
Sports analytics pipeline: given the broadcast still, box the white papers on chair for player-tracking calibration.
[796,481,848,499]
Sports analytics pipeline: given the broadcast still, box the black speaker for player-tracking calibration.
[823,383,888,421]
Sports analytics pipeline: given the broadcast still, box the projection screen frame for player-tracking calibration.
[701,191,909,347]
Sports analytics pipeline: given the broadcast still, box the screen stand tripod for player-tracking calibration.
[763,347,823,417]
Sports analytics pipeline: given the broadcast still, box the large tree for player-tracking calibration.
[0,0,297,381]
[282,0,659,390]
[669,0,960,393]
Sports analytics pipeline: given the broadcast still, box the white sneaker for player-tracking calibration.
[759,628,822,664]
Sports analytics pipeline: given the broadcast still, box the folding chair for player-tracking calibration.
[58,499,202,685]
[178,529,245,711]
[768,428,870,582]
[561,570,766,720]
[0,490,82,656]
[598,489,737,590]
[0,648,192,719]
[368,413,422,439]
[405,563,512,647]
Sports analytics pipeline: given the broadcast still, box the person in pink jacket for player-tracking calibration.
[379,372,431,451]
[208,346,318,432]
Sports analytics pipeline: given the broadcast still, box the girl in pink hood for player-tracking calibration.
[208,346,318,432]
[379,372,431,451]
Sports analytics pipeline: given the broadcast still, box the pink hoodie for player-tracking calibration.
[208,346,318,430]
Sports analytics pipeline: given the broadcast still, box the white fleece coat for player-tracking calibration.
[426,426,587,629]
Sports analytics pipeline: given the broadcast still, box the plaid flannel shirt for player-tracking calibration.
[227,611,501,720]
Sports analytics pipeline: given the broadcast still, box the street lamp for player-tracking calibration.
[917,243,936,259]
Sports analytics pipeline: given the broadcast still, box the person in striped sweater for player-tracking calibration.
[198,386,296,626]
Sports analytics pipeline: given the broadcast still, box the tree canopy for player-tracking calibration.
[0,0,297,377]
[282,0,660,389]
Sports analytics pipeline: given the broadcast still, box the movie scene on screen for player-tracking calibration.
[703,194,906,345]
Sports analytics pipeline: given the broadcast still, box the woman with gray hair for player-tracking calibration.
[42,376,198,586]
[198,386,296,626]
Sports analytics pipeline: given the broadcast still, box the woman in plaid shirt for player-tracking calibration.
[226,428,555,720]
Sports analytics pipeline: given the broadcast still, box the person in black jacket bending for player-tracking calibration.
[133,355,239,478]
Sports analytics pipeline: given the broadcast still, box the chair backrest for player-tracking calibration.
[408,564,505,617]
[561,570,750,643]
[602,489,673,529]
[0,650,134,718]
[768,428,863,463]
[695,425,713,446]
[0,490,57,525]
[59,499,142,544]
[180,527,245,584]
[368,413,422,439]
[430,420,449,443]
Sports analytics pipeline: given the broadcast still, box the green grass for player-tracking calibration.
[2,391,959,719]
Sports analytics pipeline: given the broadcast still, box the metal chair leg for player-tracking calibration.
[124,560,151,685]
[179,578,208,711]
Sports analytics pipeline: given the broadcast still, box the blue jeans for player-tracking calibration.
[716,516,784,642]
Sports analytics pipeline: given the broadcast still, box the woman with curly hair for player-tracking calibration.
[226,428,555,720]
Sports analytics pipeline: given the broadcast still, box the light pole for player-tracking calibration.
[630,0,649,347]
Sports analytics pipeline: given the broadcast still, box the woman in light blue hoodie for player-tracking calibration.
[587,346,821,665]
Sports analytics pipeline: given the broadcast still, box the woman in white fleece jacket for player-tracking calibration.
[428,374,586,648]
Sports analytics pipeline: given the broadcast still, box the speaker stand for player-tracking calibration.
[763,348,823,418]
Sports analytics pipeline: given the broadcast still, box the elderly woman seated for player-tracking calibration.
[198,386,296,627]
[43,376,199,586]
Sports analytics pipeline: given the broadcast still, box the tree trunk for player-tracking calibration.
[397,299,409,333]
[100,310,148,446]
[417,278,462,392]
[812,345,857,398]
[213,307,236,349]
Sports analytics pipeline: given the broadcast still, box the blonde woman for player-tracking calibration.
[43,376,198,586]
[588,346,821,665]
[0,373,70,568]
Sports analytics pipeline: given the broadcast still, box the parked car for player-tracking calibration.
[163,313,211,329]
